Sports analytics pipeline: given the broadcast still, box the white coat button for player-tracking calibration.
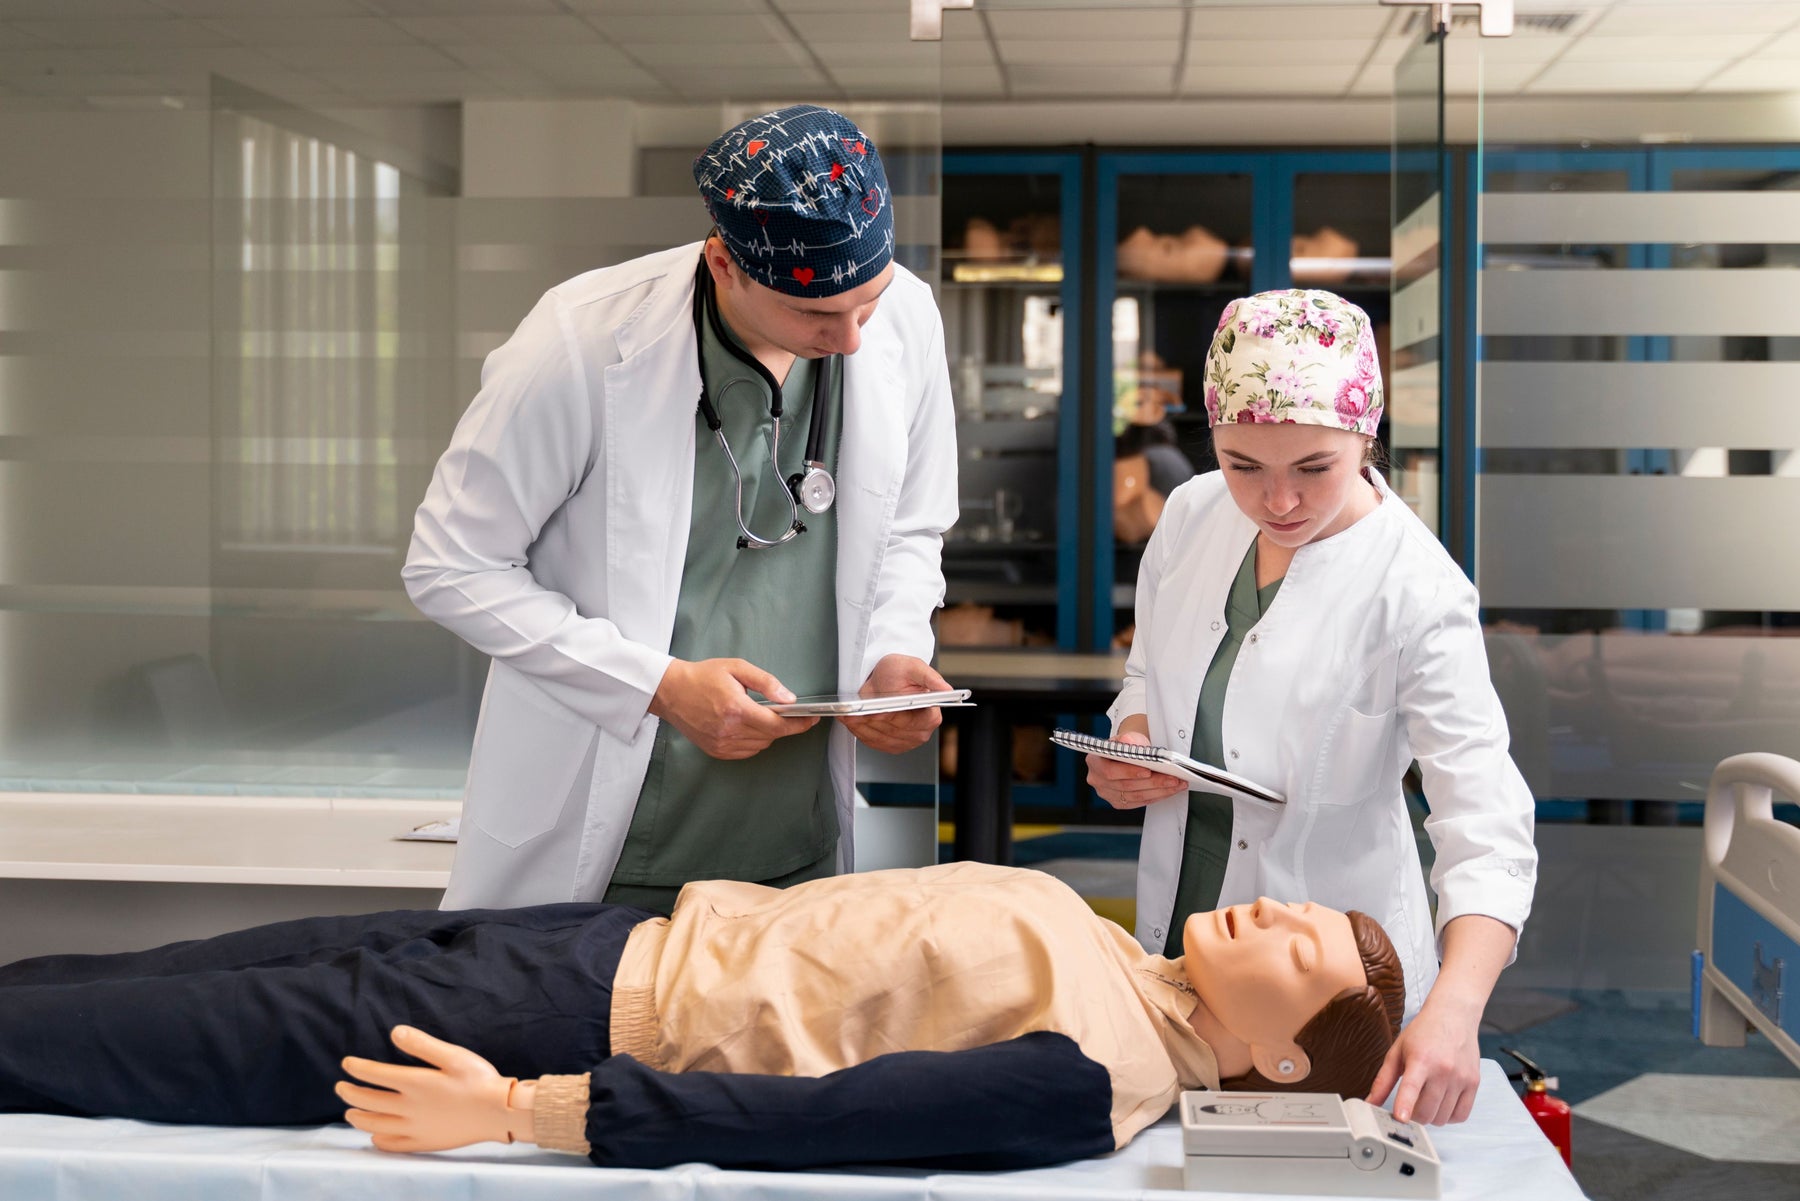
[1230,749,1240,759]
[1249,633,1259,644]
[1211,621,1222,631]
[1237,839,1248,850]
[1152,926,1164,939]
[1508,865,1520,877]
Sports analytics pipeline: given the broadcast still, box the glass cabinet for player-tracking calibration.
[940,155,1083,651]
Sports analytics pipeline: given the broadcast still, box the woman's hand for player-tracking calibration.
[1366,914,1515,1125]
[337,1025,535,1153]
[1364,996,1483,1126]
[1086,727,1189,810]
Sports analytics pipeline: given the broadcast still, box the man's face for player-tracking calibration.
[710,243,894,360]
[1181,898,1366,1053]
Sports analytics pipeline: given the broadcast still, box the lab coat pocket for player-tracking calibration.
[1313,706,1398,807]
[465,666,595,848]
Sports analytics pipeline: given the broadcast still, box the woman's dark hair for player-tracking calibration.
[1219,910,1405,1100]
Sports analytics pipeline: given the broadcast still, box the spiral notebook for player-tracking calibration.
[1049,729,1285,806]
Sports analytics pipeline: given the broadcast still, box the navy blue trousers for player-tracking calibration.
[0,903,651,1127]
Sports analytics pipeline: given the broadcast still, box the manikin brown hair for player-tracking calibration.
[1219,910,1405,1099]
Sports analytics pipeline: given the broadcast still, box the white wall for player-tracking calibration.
[462,98,638,198]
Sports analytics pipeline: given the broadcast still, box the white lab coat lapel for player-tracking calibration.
[835,310,905,689]
[600,274,702,655]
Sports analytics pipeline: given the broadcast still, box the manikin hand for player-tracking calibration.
[337,1025,536,1153]
[650,657,819,759]
[1364,996,1483,1126]
[842,654,950,754]
[1087,718,1188,810]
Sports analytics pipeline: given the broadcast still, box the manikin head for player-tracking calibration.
[1181,898,1404,1099]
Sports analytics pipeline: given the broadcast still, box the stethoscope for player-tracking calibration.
[692,256,840,550]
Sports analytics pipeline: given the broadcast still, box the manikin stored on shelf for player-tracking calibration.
[0,862,1402,1173]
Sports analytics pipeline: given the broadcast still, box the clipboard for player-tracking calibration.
[758,688,973,717]
[1049,728,1284,806]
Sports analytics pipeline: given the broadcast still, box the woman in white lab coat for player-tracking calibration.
[1089,290,1536,1129]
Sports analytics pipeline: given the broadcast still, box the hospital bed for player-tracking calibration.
[1695,752,1800,1070]
[0,1060,1580,1201]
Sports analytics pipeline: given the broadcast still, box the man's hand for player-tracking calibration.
[649,658,818,759]
[842,654,950,754]
[337,1025,535,1153]
[1086,718,1187,810]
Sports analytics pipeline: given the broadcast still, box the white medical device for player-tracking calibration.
[1180,1090,1441,1198]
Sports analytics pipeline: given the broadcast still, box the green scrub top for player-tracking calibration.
[605,293,842,913]
[1162,542,1283,958]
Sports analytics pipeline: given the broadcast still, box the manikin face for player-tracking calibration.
[1211,423,1375,549]
[1181,898,1367,1080]
[707,239,894,360]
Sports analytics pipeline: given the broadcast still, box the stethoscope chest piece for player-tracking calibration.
[793,464,835,515]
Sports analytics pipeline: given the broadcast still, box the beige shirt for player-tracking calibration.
[609,861,1219,1149]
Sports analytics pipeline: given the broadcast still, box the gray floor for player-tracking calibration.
[1477,988,1800,1201]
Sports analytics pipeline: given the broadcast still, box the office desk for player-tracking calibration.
[937,650,1127,864]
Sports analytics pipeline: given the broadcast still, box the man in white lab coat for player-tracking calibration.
[405,105,958,910]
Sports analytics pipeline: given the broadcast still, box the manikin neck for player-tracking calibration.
[1179,960,1254,1080]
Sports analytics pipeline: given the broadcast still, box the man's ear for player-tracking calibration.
[1249,1041,1311,1084]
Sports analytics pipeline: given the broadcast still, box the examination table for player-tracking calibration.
[0,1060,1583,1201]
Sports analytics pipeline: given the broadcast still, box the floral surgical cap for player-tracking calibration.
[1202,289,1383,437]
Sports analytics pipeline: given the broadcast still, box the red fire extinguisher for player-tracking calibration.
[1501,1047,1572,1168]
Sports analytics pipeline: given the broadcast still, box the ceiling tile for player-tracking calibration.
[940,39,993,67]
[669,65,826,98]
[1001,39,1178,67]
[1008,63,1172,95]
[807,41,940,69]
[940,11,989,42]
[627,41,810,66]
[1180,61,1357,96]
[941,62,1005,97]
[77,45,290,72]
[391,15,603,45]
[0,20,49,45]
[1589,4,1800,37]
[502,54,664,87]
[985,9,1183,42]
[1699,58,1800,91]
[1561,33,1770,61]
[498,44,641,73]
[773,11,907,41]
[582,13,788,43]
[17,18,236,47]
[1527,57,1724,91]
[197,17,417,46]
[0,47,108,77]
[1187,7,1394,40]
[156,0,373,14]
[776,0,923,10]
[560,0,761,12]
[1186,38,1372,66]
[5,68,202,96]
[361,0,566,13]
[0,0,166,15]
[836,66,938,94]
[1747,27,1800,55]
[1443,60,1552,94]
[263,43,464,71]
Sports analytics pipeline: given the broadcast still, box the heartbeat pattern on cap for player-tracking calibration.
[694,104,895,297]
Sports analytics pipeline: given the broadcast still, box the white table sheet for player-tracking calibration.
[0,1061,1585,1201]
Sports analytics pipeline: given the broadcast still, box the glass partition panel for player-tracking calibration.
[1479,148,1800,812]
[1,62,942,844]
[1391,18,1447,535]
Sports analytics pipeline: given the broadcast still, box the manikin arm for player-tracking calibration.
[339,1026,1117,1171]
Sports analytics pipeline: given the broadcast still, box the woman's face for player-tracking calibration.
[1211,423,1374,549]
